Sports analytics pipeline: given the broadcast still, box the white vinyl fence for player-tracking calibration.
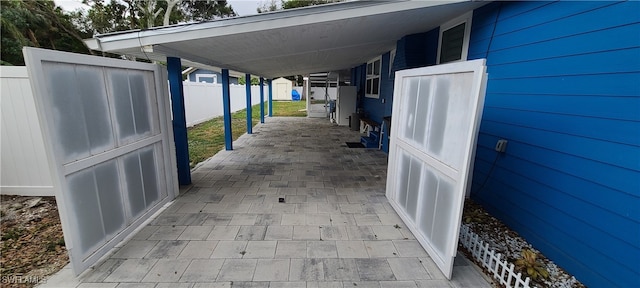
[459,224,533,288]
[0,66,54,196]
[181,81,268,127]
[0,74,267,196]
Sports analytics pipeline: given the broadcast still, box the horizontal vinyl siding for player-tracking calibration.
[468,1,640,287]
[361,52,390,124]
[357,28,440,153]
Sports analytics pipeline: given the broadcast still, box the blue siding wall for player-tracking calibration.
[352,63,366,110]
[356,28,439,152]
[393,29,439,71]
[468,1,640,287]
[360,52,392,152]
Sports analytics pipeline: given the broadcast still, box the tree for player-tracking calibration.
[281,0,341,10]
[257,0,341,13]
[238,76,260,85]
[0,0,237,65]
[80,0,236,32]
[76,0,134,35]
[256,0,278,13]
[284,75,303,86]
[1,0,94,65]
[179,0,236,23]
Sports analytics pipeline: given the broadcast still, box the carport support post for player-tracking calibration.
[166,57,191,185]
[222,69,233,150]
[245,73,252,134]
[259,77,265,123]
[268,79,273,117]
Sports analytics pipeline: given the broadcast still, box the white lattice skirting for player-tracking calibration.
[459,224,533,288]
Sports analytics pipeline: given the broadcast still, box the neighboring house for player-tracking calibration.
[182,67,239,84]
[352,2,639,287]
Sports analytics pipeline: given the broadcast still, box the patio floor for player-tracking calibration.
[40,117,491,288]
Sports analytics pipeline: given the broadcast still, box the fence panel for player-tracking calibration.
[0,66,54,196]
[459,224,534,288]
[181,82,267,127]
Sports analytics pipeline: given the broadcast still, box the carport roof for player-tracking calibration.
[84,0,486,79]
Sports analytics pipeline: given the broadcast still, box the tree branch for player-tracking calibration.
[163,0,182,26]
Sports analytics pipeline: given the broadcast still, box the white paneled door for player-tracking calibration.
[386,59,487,278]
[23,48,178,275]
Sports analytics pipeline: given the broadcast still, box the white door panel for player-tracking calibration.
[337,86,357,126]
[24,47,178,275]
[386,59,487,278]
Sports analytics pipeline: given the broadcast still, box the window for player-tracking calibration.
[437,12,472,64]
[366,56,381,98]
[196,74,217,84]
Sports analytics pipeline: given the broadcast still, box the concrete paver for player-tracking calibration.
[355,258,396,281]
[39,117,490,288]
[275,241,307,259]
[180,259,224,282]
[387,257,431,280]
[217,259,257,281]
[253,259,290,281]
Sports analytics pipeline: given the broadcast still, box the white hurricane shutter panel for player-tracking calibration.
[386,59,487,278]
[23,47,178,275]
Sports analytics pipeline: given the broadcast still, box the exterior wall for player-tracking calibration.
[0,66,54,196]
[467,2,640,287]
[355,28,439,153]
[393,29,439,71]
[356,1,639,286]
[359,52,391,136]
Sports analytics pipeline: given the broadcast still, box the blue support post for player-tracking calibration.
[259,77,265,123]
[268,79,273,117]
[245,74,252,134]
[166,57,191,185]
[222,69,233,150]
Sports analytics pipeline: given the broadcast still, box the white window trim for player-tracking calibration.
[389,48,397,77]
[365,56,381,99]
[196,73,217,83]
[436,11,473,64]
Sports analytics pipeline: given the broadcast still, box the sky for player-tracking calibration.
[54,0,262,17]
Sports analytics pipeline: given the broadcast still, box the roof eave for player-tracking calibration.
[84,0,467,53]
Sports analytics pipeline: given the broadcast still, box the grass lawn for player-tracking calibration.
[272,100,307,117]
[187,100,306,167]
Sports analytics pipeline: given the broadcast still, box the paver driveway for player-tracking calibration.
[41,117,490,288]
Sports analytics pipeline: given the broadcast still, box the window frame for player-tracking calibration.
[436,11,473,64]
[365,56,382,99]
[196,73,217,84]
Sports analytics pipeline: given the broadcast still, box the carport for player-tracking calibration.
[83,0,485,186]
[26,0,490,283]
